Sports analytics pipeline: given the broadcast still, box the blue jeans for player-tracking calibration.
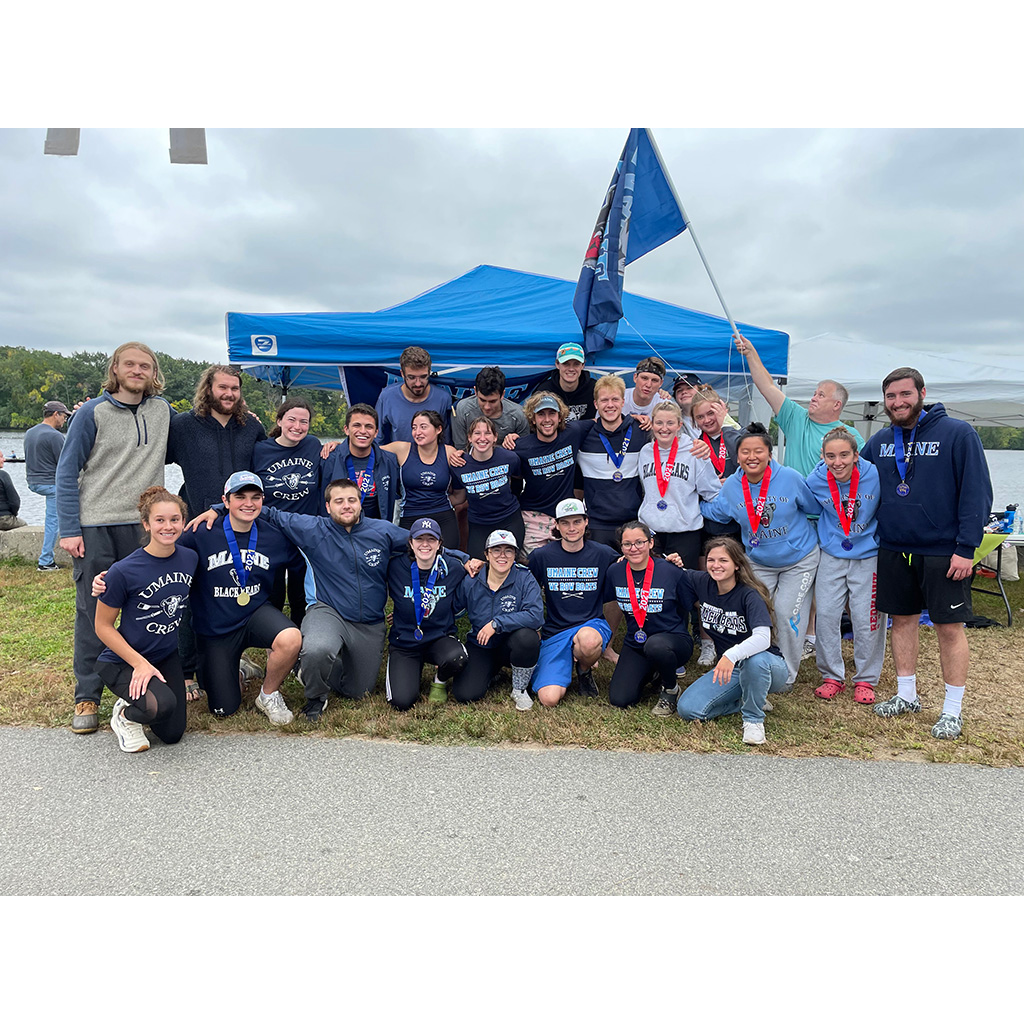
[676,650,789,724]
[28,483,58,567]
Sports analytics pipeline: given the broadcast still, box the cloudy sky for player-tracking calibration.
[1,127,1021,368]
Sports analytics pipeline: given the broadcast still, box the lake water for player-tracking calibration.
[3,429,1024,525]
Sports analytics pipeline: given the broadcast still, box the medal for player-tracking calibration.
[741,465,772,548]
[346,448,376,495]
[653,437,679,509]
[827,465,859,551]
[411,558,440,640]
[702,431,728,476]
[625,557,656,646]
[599,423,633,482]
[223,516,257,608]
[894,412,925,497]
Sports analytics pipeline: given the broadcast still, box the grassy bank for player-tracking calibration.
[2,556,1023,765]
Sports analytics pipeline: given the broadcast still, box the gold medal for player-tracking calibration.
[236,592,251,606]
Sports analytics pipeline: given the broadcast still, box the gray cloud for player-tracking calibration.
[1,127,1020,366]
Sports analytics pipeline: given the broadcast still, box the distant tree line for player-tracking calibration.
[976,426,1024,451]
[0,346,349,438]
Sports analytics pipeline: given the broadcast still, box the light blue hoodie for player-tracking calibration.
[699,459,818,568]
[805,459,880,560]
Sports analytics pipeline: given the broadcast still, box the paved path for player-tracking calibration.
[2,725,1021,895]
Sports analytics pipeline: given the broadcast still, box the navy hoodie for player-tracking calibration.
[859,403,992,558]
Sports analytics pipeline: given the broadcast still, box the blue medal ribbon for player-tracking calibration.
[894,411,926,493]
[223,516,257,592]
[411,558,440,639]
[346,448,376,495]
[598,423,633,472]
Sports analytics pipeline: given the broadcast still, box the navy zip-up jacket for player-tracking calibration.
[258,505,407,624]
[459,563,544,646]
[859,403,992,558]
[387,551,468,650]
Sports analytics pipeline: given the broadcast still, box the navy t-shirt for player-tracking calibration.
[604,559,696,650]
[179,516,297,637]
[450,449,522,526]
[400,447,453,518]
[387,552,468,651]
[251,435,323,517]
[688,571,782,659]
[516,421,583,516]
[97,546,198,666]
[528,539,619,638]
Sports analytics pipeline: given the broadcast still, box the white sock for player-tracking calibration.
[261,686,273,697]
[942,684,964,717]
[897,674,917,702]
[805,634,816,645]
[664,684,680,696]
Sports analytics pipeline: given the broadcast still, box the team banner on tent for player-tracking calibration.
[573,128,686,355]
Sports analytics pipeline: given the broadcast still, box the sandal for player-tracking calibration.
[853,683,876,705]
[185,680,204,702]
[814,679,845,699]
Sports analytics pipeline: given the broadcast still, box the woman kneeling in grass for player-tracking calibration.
[676,536,788,745]
[94,487,198,753]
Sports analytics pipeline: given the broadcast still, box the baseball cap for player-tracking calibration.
[43,401,71,415]
[533,394,561,413]
[224,471,264,495]
[556,343,585,364]
[672,372,703,392]
[555,498,587,520]
[485,529,519,550]
[409,517,442,540]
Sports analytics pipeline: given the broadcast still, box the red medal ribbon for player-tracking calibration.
[702,431,727,476]
[625,557,656,632]
[826,465,859,537]
[741,464,772,538]
[653,437,679,499]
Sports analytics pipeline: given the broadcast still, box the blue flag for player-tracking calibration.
[573,128,686,354]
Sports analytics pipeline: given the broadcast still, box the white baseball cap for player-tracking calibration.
[555,498,587,520]
[485,529,518,550]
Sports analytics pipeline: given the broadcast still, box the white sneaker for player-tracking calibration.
[255,688,294,725]
[697,639,716,667]
[801,638,816,661]
[110,698,149,753]
[742,721,766,745]
[763,699,774,713]
[512,689,533,711]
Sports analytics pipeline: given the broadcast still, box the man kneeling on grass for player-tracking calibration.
[526,498,620,705]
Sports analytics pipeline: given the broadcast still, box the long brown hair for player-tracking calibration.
[192,365,248,425]
[703,535,777,637]
[269,398,313,439]
[102,343,165,397]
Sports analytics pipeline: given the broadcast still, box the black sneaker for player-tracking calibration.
[577,666,599,697]
[302,696,328,723]
[37,563,60,572]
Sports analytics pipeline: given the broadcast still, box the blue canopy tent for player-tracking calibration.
[226,264,788,407]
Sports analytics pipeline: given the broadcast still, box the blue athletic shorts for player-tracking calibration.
[532,618,613,692]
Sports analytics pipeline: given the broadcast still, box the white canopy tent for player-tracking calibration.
[783,332,1024,437]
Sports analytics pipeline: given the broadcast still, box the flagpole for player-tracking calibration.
[644,129,748,397]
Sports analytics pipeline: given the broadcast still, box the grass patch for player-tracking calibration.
[2,558,1024,765]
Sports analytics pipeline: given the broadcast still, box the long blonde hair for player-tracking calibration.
[102,343,164,397]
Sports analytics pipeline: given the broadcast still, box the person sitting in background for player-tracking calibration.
[451,366,529,449]
[0,452,26,530]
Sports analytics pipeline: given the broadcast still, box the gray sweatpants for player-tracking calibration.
[814,551,886,686]
[300,602,386,701]
[752,547,819,688]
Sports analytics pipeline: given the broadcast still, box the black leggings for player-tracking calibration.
[400,508,460,550]
[97,653,186,745]
[467,510,525,560]
[453,628,541,703]
[609,632,693,708]
[270,561,307,628]
[385,635,469,710]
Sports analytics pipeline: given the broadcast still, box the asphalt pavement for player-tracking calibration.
[2,725,1022,895]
